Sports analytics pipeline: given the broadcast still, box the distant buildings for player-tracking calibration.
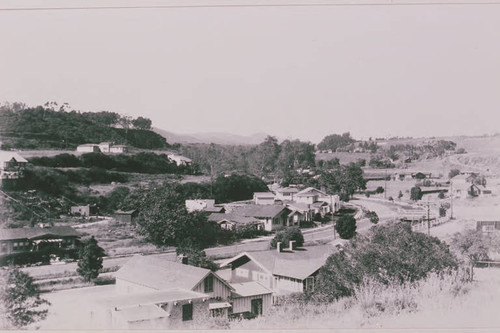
[76,142,128,154]
[167,154,192,167]
[0,151,27,180]
[70,204,98,217]
[185,200,224,213]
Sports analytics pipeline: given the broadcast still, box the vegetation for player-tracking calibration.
[314,223,458,301]
[318,163,366,201]
[176,244,218,271]
[450,230,490,281]
[335,215,357,239]
[213,173,268,203]
[0,103,167,149]
[365,211,379,224]
[317,132,355,152]
[77,236,105,282]
[0,268,50,328]
[410,186,423,201]
[270,227,304,250]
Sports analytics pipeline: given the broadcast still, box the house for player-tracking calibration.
[253,192,276,205]
[284,202,314,222]
[274,187,299,201]
[294,187,327,205]
[111,255,272,326]
[476,221,500,234]
[186,200,225,214]
[229,205,291,231]
[0,151,27,180]
[0,226,80,261]
[219,244,335,295]
[412,172,432,179]
[114,209,139,224]
[109,145,128,154]
[452,183,483,199]
[70,204,98,217]
[99,142,113,153]
[168,154,192,167]
[207,213,263,230]
[76,144,100,153]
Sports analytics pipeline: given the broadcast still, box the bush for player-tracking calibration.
[375,186,384,194]
[270,227,304,250]
[335,215,357,239]
[365,211,379,224]
[410,186,423,201]
[315,223,458,301]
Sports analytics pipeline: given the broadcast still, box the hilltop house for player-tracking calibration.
[0,226,80,262]
[219,244,335,295]
[109,145,129,153]
[0,151,27,180]
[76,144,100,153]
[107,255,272,327]
[99,142,113,153]
[70,204,98,217]
[168,154,192,167]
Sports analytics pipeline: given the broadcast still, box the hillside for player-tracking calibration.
[0,105,169,150]
[153,127,270,145]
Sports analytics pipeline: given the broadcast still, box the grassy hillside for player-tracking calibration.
[0,105,169,149]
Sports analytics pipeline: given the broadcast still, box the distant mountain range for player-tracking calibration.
[153,128,271,145]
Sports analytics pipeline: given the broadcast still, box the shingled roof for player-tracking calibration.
[221,245,335,281]
[115,255,232,292]
[230,204,289,219]
[0,226,80,241]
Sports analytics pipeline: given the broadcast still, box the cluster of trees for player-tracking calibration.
[317,132,355,152]
[180,136,316,179]
[383,139,458,162]
[312,223,458,301]
[29,152,193,175]
[270,227,304,249]
[0,103,166,149]
[317,163,367,201]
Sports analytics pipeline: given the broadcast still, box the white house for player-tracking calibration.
[220,244,335,295]
[253,192,276,205]
[185,199,224,213]
[274,187,299,201]
[228,205,291,231]
[0,151,27,180]
[109,145,128,153]
[168,154,192,167]
[76,144,100,153]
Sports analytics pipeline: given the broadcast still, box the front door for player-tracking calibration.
[251,298,263,316]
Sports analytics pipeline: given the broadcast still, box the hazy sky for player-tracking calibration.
[1,0,499,143]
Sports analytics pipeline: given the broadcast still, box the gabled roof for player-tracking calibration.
[115,255,233,292]
[77,143,99,148]
[221,245,335,281]
[0,151,28,163]
[230,205,289,219]
[208,213,259,224]
[284,201,311,212]
[276,187,300,194]
[0,226,80,241]
[296,187,327,197]
[115,209,137,215]
[230,282,272,297]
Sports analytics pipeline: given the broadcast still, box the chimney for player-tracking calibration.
[177,254,188,264]
[289,240,295,251]
[277,242,282,253]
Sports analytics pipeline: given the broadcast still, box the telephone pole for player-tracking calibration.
[450,180,454,219]
[426,200,431,236]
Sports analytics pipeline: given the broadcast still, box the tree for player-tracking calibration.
[365,211,379,224]
[0,268,50,328]
[398,190,403,199]
[438,190,445,199]
[315,223,458,301]
[318,163,366,201]
[317,132,355,152]
[410,186,423,201]
[270,227,304,249]
[335,215,357,239]
[213,173,268,203]
[375,186,384,194]
[77,236,105,282]
[449,169,460,179]
[451,230,489,281]
[132,116,152,130]
[176,243,218,271]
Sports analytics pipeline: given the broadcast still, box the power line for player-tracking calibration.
[0,2,499,11]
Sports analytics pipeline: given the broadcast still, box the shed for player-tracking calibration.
[115,209,139,224]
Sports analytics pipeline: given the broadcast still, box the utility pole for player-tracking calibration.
[384,170,387,199]
[331,195,336,239]
[450,180,454,219]
[427,199,431,236]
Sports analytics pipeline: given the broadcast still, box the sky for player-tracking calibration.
[1,0,500,143]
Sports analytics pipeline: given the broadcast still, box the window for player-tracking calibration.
[303,277,315,292]
[182,303,193,321]
[204,274,214,293]
[13,242,19,250]
[0,243,6,253]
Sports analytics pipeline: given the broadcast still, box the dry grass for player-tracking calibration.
[227,270,475,330]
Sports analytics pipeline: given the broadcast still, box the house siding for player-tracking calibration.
[192,274,232,300]
[231,293,272,315]
[231,260,273,290]
[274,275,304,294]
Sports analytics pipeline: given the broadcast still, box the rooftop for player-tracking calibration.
[114,304,168,323]
[0,151,28,163]
[222,245,335,281]
[254,192,275,198]
[230,204,289,219]
[230,281,272,297]
[207,213,259,224]
[0,226,80,241]
[296,187,327,197]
